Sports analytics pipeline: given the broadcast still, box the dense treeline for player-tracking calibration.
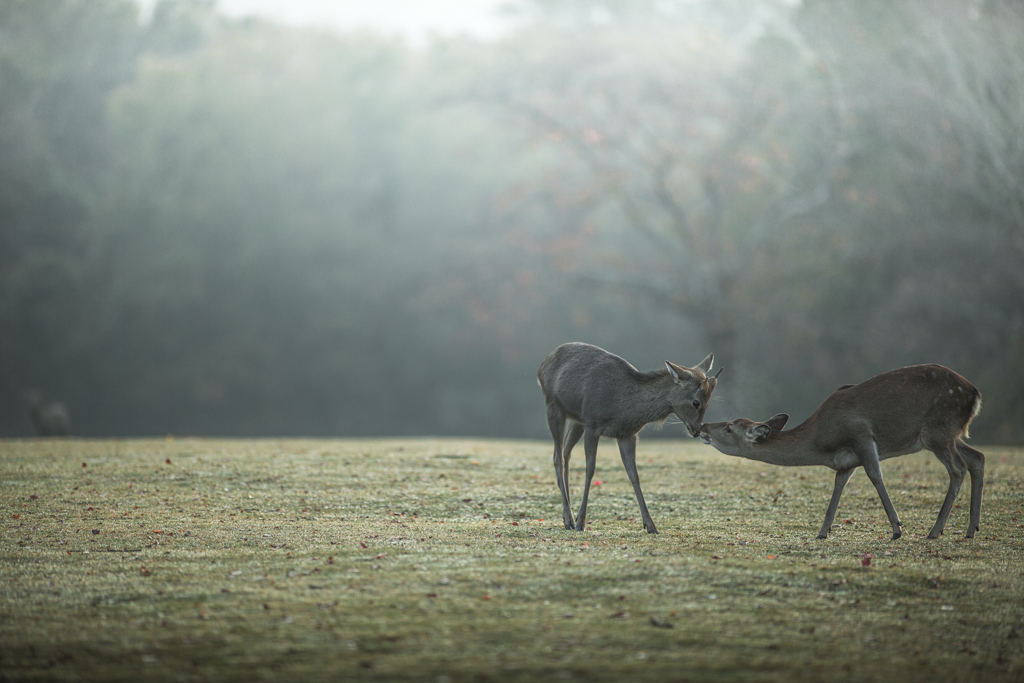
[2,0,1021,442]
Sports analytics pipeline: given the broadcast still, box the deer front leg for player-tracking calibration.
[618,435,658,534]
[574,429,600,531]
[818,468,853,539]
[860,441,902,540]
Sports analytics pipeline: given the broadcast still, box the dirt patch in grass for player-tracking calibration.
[2,437,1023,681]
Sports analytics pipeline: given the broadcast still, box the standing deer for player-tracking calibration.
[698,364,984,540]
[538,342,720,534]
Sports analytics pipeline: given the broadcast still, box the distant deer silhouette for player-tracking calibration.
[26,391,71,437]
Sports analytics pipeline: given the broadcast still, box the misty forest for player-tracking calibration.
[2,0,1022,443]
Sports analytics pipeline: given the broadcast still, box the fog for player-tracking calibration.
[2,0,1021,442]
[212,0,511,43]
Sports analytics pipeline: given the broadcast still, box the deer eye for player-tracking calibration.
[691,399,701,409]
[725,426,732,434]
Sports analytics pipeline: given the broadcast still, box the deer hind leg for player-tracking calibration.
[546,403,574,530]
[956,440,985,538]
[618,434,658,534]
[574,429,600,531]
[929,440,966,540]
[927,441,967,539]
[818,469,854,539]
[859,440,903,540]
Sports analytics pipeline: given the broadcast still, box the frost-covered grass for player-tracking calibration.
[2,437,1023,681]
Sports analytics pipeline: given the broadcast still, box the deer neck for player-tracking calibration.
[626,375,676,426]
[746,426,825,467]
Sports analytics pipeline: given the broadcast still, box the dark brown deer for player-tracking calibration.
[699,364,983,540]
[538,342,719,534]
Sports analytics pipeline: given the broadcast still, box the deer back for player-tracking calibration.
[539,342,714,438]
[807,364,980,452]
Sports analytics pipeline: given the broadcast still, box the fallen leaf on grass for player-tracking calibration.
[649,617,673,628]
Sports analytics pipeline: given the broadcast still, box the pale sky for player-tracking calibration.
[195,0,515,43]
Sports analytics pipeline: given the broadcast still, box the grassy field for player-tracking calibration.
[1,437,1023,682]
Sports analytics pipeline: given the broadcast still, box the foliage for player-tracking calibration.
[0,0,1021,441]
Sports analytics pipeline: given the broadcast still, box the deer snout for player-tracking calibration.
[698,425,712,444]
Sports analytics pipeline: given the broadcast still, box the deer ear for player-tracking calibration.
[750,423,772,443]
[665,361,696,384]
[694,353,713,374]
[764,413,789,432]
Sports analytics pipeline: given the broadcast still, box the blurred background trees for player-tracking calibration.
[1,0,1021,442]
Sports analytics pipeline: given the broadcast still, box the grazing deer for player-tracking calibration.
[26,390,72,437]
[538,342,720,534]
[698,364,984,540]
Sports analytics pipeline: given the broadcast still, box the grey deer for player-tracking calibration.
[26,390,71,437]
[699,364,984,540]
[538,342,720,534]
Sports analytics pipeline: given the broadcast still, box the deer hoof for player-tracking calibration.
[816,533,828,540]
[891,530,902,541]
